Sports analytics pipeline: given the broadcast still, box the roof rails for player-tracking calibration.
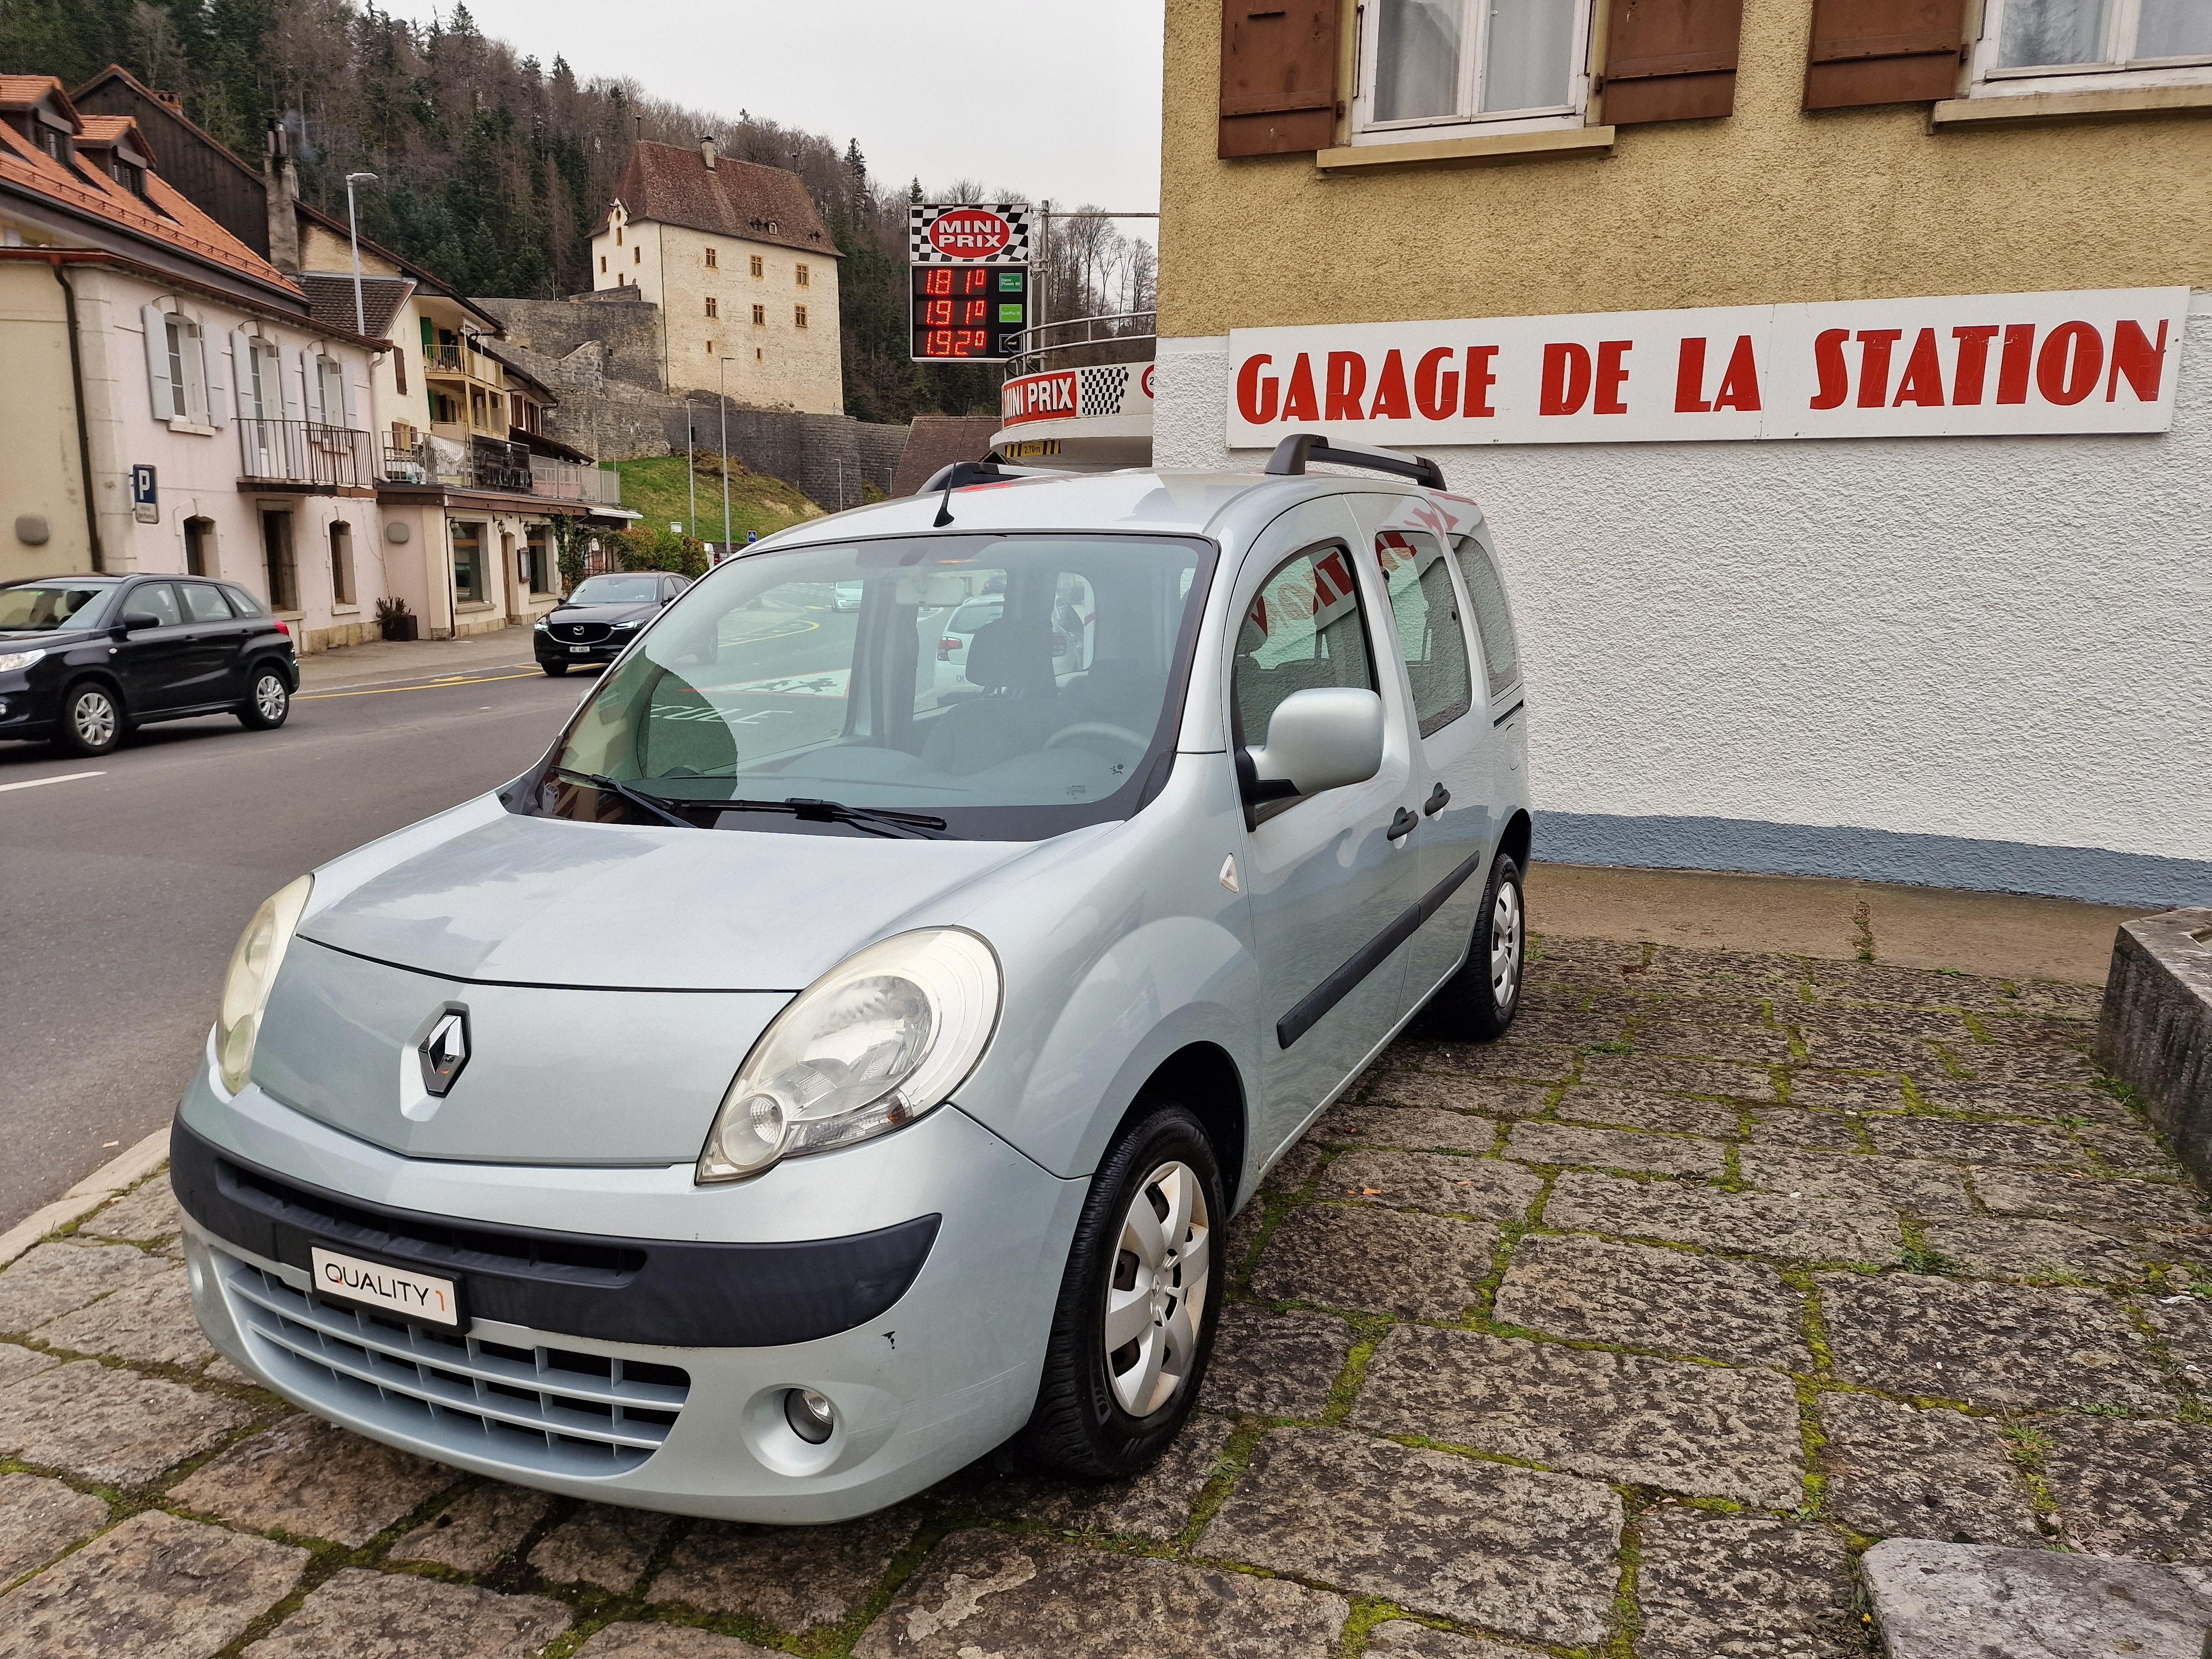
[1264,433,1447,491]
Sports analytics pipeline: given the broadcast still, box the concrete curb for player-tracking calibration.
[0,1125,171,1267]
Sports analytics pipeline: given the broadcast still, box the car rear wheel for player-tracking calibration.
[1021,1101,1223,1480]
[237,667,291,730]
[55,681,126,757]
[1420,853,1525,1042]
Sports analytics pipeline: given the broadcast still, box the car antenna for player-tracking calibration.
[918,459,1008,528]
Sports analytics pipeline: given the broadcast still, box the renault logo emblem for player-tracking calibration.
[419,1010,469,1097]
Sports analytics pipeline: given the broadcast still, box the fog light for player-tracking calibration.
[783,1387,835,1444]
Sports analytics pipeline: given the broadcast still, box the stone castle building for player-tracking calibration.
[590,138,842,416]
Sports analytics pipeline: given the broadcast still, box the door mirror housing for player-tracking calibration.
[1243,687,1385,803]
[111,611,162,638]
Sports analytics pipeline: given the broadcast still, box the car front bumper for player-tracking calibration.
[534,634,632,665]
[176,1057,1085,1522]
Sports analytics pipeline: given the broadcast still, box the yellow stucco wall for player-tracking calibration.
[0,263,93,578]
[1159,0,2212,337]
[592,216,843,414]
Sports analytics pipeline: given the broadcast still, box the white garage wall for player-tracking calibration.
[1154,299,2212,905]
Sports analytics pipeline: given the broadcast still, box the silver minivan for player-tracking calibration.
[173,439,1533,1522]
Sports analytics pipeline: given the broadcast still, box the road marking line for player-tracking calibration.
[0,770,105,794]
[298,670,546,700]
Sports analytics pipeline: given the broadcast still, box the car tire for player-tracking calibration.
[1020,1100,1225,1480]
[541,660,569,676]
[236,666,291,731]
[1420,853,1527,1042]
[55,680,126,757]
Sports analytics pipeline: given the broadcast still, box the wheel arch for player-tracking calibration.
[1113,1041,1248,1208]
[1498,808,1532,877]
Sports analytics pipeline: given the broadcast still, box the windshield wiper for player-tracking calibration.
[554,768,706,830]
[713,797,951,839]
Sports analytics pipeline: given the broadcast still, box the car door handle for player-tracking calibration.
[1386,807,1418,841]
[1423,784,1450,817]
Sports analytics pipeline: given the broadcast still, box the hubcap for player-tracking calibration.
[72,691,114,747]
[1490,880,1523,1010]
[1103,1160,1212,1418]
[255,675,286,719]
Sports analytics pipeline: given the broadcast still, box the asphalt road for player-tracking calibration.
[0,655,592,1230]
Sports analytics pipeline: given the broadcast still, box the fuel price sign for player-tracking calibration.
[910,203,1032,362]
[912,264,1029,361]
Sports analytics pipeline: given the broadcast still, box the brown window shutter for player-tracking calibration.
[1803,0,1966,109]
[1219,2,1340,158]
[1601,0,1743,124]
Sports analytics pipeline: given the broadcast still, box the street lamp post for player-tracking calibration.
[343,173,379,337]
[718,356,737,552]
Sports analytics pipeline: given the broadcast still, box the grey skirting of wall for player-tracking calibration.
[2096,909,2212,1188]
[1538,811,2212,908]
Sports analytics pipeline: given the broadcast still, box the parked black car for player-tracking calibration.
[0,574,299,758]
[534,572,689,675]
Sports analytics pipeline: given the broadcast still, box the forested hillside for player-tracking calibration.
[0,0,1155,422]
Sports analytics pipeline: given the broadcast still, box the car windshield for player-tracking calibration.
[568,575,660,605]
[531,531,1213,839]
[0,582,112,632]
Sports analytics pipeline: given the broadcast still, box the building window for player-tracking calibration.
[159,314,210,425]
[1355,0,1594,140]
[599,254,607,273]
[706,296,719,318]
[452,521,486,603]
[184,517,215,577]
[1972,0,2212,93]
[617,272,624,286]
[393,346,408,395]
[260,510,298,612]
[795,262,810,287]
[634,246,641,264]
[755,347,763,361]
[706,339,714,356]
[36,125,65,163]
[315,355,348,428]
[752,303,766,326]
[750,254,764,278]
[329,521,356,606]
[525,526,552,594]
[615,225,623,246]
[705,247,718,268]
[794,304,808,329]
[110,158,145,196]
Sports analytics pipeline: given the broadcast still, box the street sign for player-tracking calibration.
[910,204,1030,362]
[130,464,157,524]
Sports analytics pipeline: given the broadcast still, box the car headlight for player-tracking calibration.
[0,649,44,672]
[216,875,313,1094]
[697,928,1000,1183]
[533,618,551,630]
[612,619,642,630]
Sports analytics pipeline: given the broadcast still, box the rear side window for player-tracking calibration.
[1452,534,1521,699]
[1378,530,1473,736]
[180,582,233,623]
[1233,542,1376,750]
[221,585,267,617]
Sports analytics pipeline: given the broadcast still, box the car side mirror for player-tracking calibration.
[1242,687,1385,805]
[111,611,161,638]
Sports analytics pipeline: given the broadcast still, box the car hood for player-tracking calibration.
[545,602,657,625]
[298,807,1035,990]
[0,625,100,650]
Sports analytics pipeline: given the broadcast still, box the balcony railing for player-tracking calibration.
[238,418,376,489]
[423,343,503,385]
[380,437,618,505]
[1007,310,1156,378]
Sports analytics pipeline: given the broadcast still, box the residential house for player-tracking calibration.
[591,138,843,414]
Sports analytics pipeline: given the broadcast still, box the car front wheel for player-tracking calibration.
[56,681,125,757]
[237,667,291,730]
[541,660,569,676]
[1021,1100,1224,1479]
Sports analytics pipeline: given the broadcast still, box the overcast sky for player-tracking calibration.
[384,0,1166,217]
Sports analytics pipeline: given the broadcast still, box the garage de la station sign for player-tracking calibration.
[1225,289,2189,447]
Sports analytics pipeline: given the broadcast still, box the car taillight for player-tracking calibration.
[273,621,290,637]
[937,637,960,660]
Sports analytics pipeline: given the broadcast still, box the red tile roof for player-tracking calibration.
[0,74,72,112]
[0,111,299,297]
[599,142,838,258]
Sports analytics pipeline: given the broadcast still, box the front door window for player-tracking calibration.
[260,512,297,612]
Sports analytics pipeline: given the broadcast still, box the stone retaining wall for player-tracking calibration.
[2098,907,2212,1186]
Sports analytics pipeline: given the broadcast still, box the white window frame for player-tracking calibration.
[1970,0,2212,96]
[1352,0,1597,145]
[163,314,210,426]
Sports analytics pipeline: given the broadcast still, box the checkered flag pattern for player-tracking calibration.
[1078,367,1131,418]
[909,204,1034,265]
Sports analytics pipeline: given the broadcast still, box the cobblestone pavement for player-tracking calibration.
[3,936,2208,1658]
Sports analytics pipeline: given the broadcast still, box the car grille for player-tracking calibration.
[556,622,611,643]
[217,1251,687,1476]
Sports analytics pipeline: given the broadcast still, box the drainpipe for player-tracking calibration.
[50,258,105,573]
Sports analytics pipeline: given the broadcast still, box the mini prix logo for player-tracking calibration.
[928,208,1011,260]
[419,1009,469,1097]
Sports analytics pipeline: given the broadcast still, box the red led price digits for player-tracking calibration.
[963,299,986,324]
[926,299,953,325]
[923,269,953,296]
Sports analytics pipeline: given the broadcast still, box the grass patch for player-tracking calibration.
[613,453,824,544]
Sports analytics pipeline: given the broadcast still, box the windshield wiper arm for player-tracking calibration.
[554,768,705,830]
[708,796,951,839]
